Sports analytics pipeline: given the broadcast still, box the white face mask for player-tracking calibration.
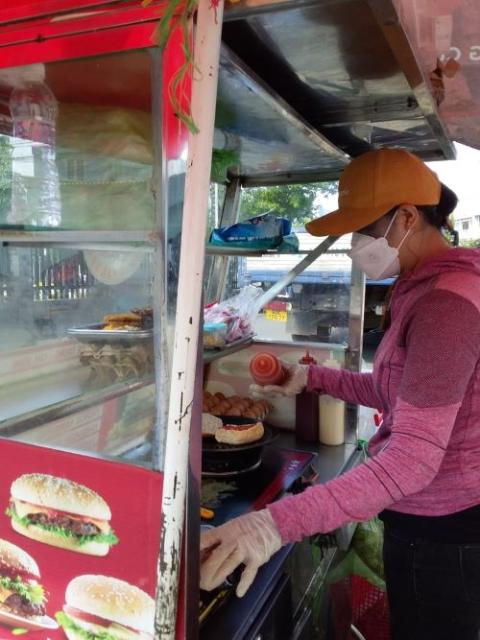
[349,211,411,280]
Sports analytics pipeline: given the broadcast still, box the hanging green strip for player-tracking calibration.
[211,149,239,183]
[143,0,200,133]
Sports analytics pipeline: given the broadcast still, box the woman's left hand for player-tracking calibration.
[200,509,282,597]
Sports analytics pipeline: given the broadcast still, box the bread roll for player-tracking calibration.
[215,421,264,445]
[224,407,241,416]
[202,413,222,437]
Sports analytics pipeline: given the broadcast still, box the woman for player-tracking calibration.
[200,148,480,640]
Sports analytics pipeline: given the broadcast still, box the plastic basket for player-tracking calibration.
[329,575,390,640]
[351,575,390,640]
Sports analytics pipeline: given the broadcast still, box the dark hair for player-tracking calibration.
[384,182,459,244]
[416,183,458,231]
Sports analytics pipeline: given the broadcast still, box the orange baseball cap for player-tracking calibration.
[306,148,441,237]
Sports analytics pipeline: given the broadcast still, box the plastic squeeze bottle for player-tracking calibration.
[250,352,287,386]
[319,353,345,445]
[295,351,319,443]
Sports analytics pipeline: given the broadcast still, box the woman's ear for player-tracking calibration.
[396,204,420,231]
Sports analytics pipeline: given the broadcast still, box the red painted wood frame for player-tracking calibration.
[0,1,178,68]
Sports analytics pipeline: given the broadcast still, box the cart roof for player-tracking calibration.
[1,0,478,185]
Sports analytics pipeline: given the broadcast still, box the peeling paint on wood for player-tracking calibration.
[173,473,178,499]
[154,2,225,638]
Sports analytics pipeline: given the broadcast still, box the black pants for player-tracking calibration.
[383,527,480,640]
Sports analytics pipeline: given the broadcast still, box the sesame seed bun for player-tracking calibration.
[0,538,39,578]
[65,575,154,634]
[11,474,111,520]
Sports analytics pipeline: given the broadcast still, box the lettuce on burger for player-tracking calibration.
[56,575,154,640]
[0,539,46,619]
[7,474,118,557]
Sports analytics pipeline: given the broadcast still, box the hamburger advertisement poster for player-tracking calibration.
[0,439,164,640]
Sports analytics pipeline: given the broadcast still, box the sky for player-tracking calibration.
[428,143,480,220]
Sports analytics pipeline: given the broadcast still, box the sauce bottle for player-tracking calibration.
[250,352,287,386]
[295,351,319,443]
[319,353,345,445]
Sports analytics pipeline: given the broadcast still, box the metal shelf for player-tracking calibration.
[0,229,156,249]
[206,244,280,257]
[203,336,254,363]
[206,244,349,257]
[0,367,154,438]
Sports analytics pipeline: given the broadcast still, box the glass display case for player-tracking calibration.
[0,48,185,471]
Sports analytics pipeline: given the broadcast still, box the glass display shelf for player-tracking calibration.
[203,336,254,364]
[0,366,154,439]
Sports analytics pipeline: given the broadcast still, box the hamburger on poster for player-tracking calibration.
[0,538,51,622]
[6,474,119,556]
[56,575,154,640]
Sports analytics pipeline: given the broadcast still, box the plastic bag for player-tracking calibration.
[352,517,385,581]
[209,213,293,250]
[326,518,385,590]
[204,286,263,343]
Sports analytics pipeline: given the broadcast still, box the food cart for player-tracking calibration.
[0,1,478,639]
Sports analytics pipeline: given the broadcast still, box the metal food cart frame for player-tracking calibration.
[0,0,470,637]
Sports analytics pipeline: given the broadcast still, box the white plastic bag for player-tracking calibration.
[204,286,263,343]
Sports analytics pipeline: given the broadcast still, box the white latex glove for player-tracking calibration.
[200,509,282,597]
[250,363,308,398]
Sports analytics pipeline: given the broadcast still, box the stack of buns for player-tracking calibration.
[102,307,153,331]
[202,391,270,419]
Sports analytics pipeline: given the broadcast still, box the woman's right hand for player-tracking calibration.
[250,363,309,397]
[200,509,283,597]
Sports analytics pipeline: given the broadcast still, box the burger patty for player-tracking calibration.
[27,512,101,537]
[4,593,45,617]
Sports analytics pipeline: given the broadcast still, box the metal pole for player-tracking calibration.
[155,2,225,637]
[205,176,242,304]
[254,235,338,313]
[150,47,171,472]
[345,262,366,442]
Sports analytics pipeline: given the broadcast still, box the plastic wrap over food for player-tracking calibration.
[204,286,263,343]
[0,98,155,230]
[393,0,480,150]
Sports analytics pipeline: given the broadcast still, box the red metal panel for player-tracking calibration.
[0,2,164,45]
[0,1,177,68]
[0,22,156,68]
[0,0,161,25]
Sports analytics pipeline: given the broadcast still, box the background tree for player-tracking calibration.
[239,182,337,225]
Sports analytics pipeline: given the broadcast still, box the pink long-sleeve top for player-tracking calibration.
[268,248,480,542]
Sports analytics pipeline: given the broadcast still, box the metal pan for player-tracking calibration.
[67,323,153,343]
